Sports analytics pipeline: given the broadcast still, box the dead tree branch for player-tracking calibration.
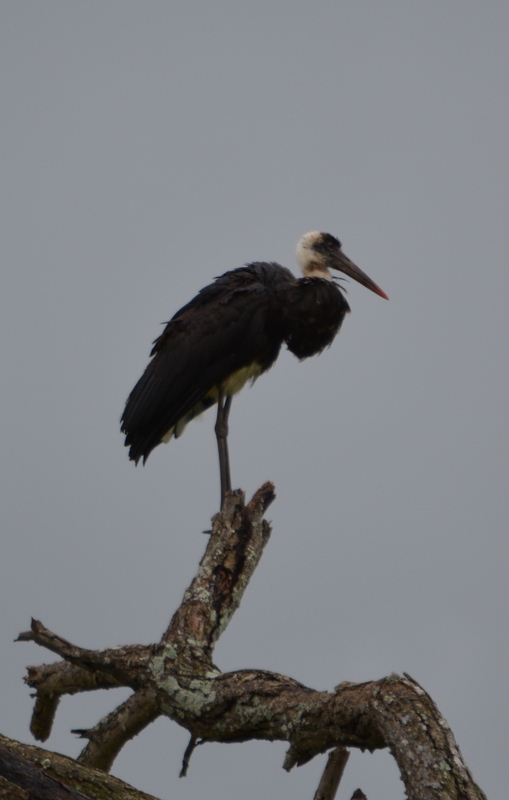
[313,747,350,800]
[0,733,159,800]
[17,483,487,800]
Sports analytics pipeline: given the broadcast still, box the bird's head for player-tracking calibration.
[296,231,388,300]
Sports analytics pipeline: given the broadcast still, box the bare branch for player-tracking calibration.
[20,619,154,687]
[26,660,122,695]
[75,689,160,772]
[0,733,158,800]
[162,482,275,656]
[26,661,123,742]
[18,484,487,799]
[179,736,201,778]
[313,747,350,800]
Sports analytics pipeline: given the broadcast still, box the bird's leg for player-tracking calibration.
[215,390,232,508]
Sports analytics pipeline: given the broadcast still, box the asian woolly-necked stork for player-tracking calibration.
[121,231,388,504]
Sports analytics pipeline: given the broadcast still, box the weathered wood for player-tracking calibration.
[74,689,160,772]
[313,747,349,800]
[0,734,158,800]
[18,483,487,799]
[25,660,123,743]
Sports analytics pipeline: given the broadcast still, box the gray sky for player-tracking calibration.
[2,3,508,798]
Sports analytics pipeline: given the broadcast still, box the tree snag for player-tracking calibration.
[14,484,486,800]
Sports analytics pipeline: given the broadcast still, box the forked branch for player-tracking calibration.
[19,483,486,800]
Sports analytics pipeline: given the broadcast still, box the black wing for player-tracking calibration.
[121,264,293,463]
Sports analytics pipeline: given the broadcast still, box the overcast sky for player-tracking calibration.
[2,3,508,799]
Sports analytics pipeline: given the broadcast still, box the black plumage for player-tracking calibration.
[121,232,388,478]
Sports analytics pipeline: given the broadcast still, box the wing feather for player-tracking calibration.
[121,265,291,463]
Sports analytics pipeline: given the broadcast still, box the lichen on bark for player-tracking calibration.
[12,483,487,800]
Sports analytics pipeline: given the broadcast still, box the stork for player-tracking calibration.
[121,232,388,505]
